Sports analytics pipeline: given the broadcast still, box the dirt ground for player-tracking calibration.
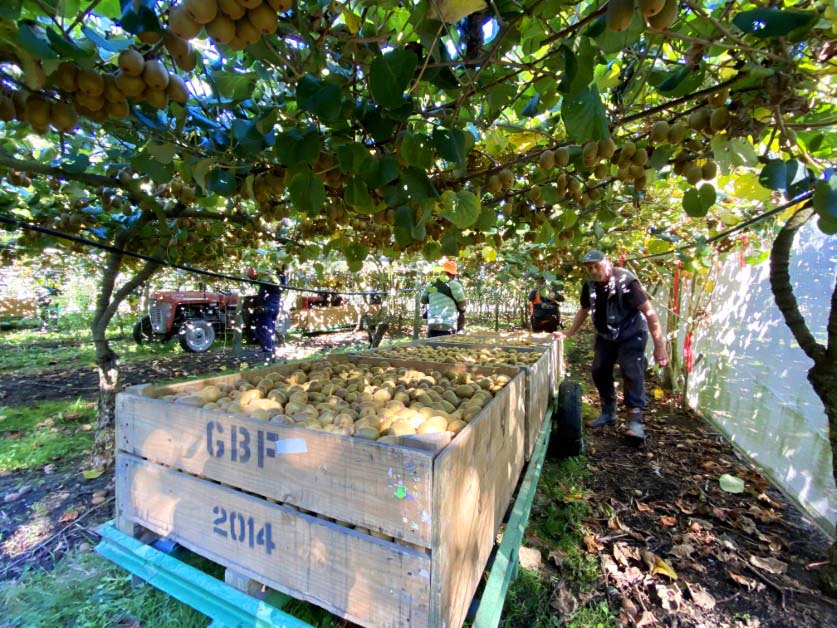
[525,337,837,627]
[1,330,836,626]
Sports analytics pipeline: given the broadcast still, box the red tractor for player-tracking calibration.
[133,290,259,352]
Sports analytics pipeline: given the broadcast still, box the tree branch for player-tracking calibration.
[769,204,826,364]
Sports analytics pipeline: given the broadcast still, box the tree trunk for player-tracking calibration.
[769,204,837,596]
[89,251,160,471]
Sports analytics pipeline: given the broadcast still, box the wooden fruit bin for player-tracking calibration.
[360,341,551,461]
[421,332,563,399]
[114,354,527,628]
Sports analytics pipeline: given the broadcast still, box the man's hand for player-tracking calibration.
[654,344,669,367]
[553,331,568,340]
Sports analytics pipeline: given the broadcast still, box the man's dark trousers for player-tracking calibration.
[428,329,454,338]
[255,307,279,353]
[592,329,648,410]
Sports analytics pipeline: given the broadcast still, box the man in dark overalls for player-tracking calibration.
[555,251,668,439]
[528,277,565,333]
[247,266,285,359]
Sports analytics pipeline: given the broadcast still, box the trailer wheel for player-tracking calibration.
[178,320,216,353]
[548,380,584,459]
[132,316,154,345]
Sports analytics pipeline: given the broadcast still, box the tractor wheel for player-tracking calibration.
[178,320,216,353]
[547,380,584,459]
[132,316,154,345]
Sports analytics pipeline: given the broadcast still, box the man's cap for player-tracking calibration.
[442,260,458,275]
[582,250,606,264]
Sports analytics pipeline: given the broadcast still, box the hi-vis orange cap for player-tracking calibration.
[442,260,458,275]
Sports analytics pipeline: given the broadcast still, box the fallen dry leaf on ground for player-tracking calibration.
[728,571,761,591]
[549,582,578,616]
[684,580,716,610]
[59,510,79,523]
[635,610,658,626]
[669,543,695,560]
[658,515,677,527]
[636,501,654,513]
[654,582,683,611]
[749,554,788,575]
[584,534,603,553]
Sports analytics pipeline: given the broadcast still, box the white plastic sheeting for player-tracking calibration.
[650,223,836,537]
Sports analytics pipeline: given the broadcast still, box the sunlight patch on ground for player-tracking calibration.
[1,517,53,558]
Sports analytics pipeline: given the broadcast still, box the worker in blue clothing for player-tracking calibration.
[555,250,668,440]
[247,265,287,359]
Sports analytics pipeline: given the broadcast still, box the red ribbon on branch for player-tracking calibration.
[672,262,682,315]
[683,331,694,373]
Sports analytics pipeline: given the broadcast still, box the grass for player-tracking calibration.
[501,454,618,628]
[0,399,96,473]
[0,551,210,628]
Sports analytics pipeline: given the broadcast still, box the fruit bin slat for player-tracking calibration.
[356,342,550,461]
[115,354,527,627]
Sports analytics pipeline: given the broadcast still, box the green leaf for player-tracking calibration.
[207,168,237,196]
[440,190,480,229]
[813,178,837,221]
[719,473,745,493]
[476,207,497,232]
[400,133,434,169]
[344,176,375,213]
[296,75,342,122]
[732,9,817,38]
[394,205,417,247]
[82,469,104,480]
[422,240,442,261]
[46,28,89,60]
[647,145,673,171]
[561,86,610,142]
[146,142,177,165]
[593,10,644,53]
[120,0,161,34]
[275,128,321,166]
[213,71,258,100]
[361,156,399,188]
[440,231,460,257]
[647,238,671,255]
[337,142,372,174]
[535,221,553,244]
[401,166,438,201]
[817,214,837,235]
[759,160,787,191]
[344,242,368,272]
[0,0,22,19]
[370,48,418,109]
[81,26,134,52]
[432,128,467,164]
[231,119,265,156]
[192,158,215,190]
[16,24,58,59]
[132,153,174,184]
[683,187,711,218]
[289,169,326,216]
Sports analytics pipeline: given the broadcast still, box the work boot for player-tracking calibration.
[588,401,616,428]
[627,410,645,439]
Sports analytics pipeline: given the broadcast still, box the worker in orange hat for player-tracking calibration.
[420,259,467,337]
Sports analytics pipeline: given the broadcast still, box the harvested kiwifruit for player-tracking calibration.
[166,74,190,104]
[169,4,202,40]
[118,49,145,77]
[650,120,670,143]
[77,69,104,97]
[248,3,279,34]
[206,14,236,44]
[183,0,218,25]
[219,0,246,19]
[50,101,78,132]
[142,59,169,91]
[646,0,678,31]
[237,0,263,8]
[606,0,634,32]
[638,0,666,17]
[53,62,78,93]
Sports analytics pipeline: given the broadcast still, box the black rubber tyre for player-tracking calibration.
[547,380,584,459]
[178,320,216,353]
[132,316,154,345]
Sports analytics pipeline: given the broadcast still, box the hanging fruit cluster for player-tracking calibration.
[169,0,294,51]
[606,0,680,33]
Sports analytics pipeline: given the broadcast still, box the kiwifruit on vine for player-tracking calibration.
[169,0,292,51]
[605,0,680,33]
